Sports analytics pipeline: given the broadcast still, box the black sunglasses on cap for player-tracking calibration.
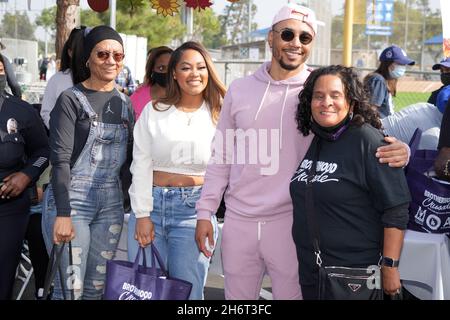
[272,29,314,45]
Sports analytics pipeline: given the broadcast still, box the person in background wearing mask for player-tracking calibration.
[428,57,450,113]
[364,45,415,118]
[130,46,173,120]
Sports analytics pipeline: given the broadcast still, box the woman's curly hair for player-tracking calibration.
[296,65,382,136]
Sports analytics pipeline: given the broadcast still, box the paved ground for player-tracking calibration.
[13,254,417,301]
[12,264,271,300]
[12,216,272,300]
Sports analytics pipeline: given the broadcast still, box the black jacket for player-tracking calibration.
[0,93,49,182]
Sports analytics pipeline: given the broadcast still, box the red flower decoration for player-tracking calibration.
[184,0,213,10]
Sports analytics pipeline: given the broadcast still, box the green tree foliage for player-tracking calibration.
[116,0,147,17]
[35,6,57,36]
[193,9,224,49]
[0,11,36,41]
[80,7,185,48]
[35,6,57,55]
[79,2,224,49]
[79,8,106,27]
[35,2,228,50]
[220,0,258,45]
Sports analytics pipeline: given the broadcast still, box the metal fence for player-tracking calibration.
[213,60,439,111]
[20,82,45,105]
[214,60,441,85]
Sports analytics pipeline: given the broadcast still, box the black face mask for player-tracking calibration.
[310,112,353,142]
[151,72,168,88]
[0,74,6,93]
[441,73,450,86]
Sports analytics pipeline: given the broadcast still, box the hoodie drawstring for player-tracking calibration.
[279,84,290,150]
[254,79,290,150]
[254,81,271,121]
[257,221,266,241]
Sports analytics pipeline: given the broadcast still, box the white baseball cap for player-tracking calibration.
[271,3,318,35]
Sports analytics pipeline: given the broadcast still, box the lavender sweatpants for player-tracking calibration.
[221,212,302,300]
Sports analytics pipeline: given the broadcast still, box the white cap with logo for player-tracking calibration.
[271,3,318,35]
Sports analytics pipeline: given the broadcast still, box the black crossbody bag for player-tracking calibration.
[304,137,383,300]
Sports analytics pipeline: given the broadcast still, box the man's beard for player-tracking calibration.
[278,57,301,71]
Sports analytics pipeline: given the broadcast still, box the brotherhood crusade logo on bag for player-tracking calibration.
[405,128,450,237]
[119,282,153,300]
[413,190,450,233]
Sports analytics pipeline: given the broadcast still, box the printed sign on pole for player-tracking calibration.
[365,0,394,36]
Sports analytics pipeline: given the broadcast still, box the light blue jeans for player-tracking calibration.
[127,186,217,300]
[42,180,124,300]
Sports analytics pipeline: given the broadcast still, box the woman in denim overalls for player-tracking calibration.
[128,42,226,300]
[42,26,134,300]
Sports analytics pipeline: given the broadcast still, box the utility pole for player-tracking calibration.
[420,5,426,74]
[44,0,48,57]
[343,0,354,66]
[404,0,409,51]
[181,4,193,42]
[186,7,193,41]
[247,0,252,43]
[110,0,116,29]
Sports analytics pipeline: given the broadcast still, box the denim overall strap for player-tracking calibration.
[117,90,131,143]
[71,87,98,120]
[69,88,129,181]
[117,91,129,122]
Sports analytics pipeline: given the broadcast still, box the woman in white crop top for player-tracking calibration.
[128,42,226,300]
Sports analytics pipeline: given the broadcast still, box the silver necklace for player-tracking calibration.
[180,106,196,126]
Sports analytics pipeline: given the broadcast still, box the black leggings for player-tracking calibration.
[25,213,49,292]
[0,194,30,299]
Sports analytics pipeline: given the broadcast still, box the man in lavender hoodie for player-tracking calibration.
[195,3,410,300]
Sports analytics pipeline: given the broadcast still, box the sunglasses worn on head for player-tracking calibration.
[272,29,313,45]
[96,50,125,62]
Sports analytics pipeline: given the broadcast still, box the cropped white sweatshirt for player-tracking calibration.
[129,101,216,218]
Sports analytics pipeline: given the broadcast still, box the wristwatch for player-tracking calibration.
[381,256,399,268]
[444,159,450,177]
